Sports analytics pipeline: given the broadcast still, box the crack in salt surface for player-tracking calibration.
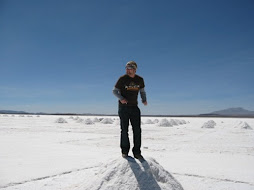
[0,165,100,189]
[172,172,254,186]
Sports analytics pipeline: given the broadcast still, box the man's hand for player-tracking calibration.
[120,99,128,104]
[143,101,148,106]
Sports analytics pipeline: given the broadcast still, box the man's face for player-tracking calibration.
[126,68,136,76]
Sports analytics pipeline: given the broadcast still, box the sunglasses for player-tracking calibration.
[126,66,134,70]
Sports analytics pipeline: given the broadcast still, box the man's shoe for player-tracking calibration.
[134,154,144,160]
[122,153,128,158]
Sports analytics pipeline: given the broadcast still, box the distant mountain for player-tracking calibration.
[204,107,254,116]
[1,108,254,117]
[0,110,28,114]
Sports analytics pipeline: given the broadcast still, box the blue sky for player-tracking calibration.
[1,0,254,115]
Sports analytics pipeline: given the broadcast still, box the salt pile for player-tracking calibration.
[158,119,173,127]
[76,118,84,123]
[202,120,216,128]
[176,119,187,125]
[153,119,159,123]
[92,117,100,123]
[169,119,178,126]
[84,118,94,125]
[55,118,67,123]
[83,157,183,190]
[144,119,154,124]
[100,118,114,124]
[239,122,252,130]
[157,119,188,127]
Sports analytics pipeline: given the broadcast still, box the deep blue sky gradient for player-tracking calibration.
[1,0,254,114]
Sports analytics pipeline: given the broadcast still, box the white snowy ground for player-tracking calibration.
[0,115,254,190]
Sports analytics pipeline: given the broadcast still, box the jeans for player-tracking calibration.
[118,105,141,155]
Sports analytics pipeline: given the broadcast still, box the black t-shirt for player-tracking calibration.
[115,74,145,106]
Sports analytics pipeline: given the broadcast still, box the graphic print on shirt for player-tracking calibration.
[125,82,140,91]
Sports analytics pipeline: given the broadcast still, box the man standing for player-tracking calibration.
[113,61,147,159]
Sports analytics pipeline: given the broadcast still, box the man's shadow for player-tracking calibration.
[126,157,184,190]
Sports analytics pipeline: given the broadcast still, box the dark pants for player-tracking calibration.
[118,105,141,155]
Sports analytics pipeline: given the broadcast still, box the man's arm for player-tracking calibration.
[113,87,128,104]
[113,87,124,100]
[140,88,147,105]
